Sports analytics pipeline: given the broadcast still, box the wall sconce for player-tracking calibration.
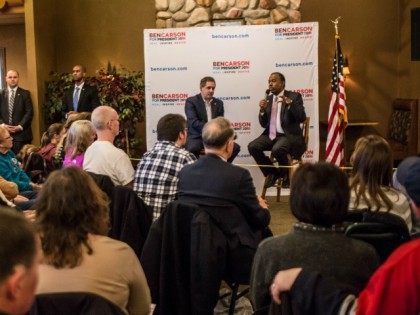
[342,56,350,76]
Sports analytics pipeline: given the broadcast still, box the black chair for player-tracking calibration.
[141,201,250,315]
[345,219,410,263]
[24,152,47,183]
[109,185,152,259]
[29,292,125,315]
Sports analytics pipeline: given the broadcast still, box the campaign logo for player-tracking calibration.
[150,66,188,72]
[219,95,251,102]
[275,61,313,68]
[212,60,250,74]
[293,88,314,101]
[148,31,187,45]
[231,121,252,135]
[274,25,313,40]
[151,92,189,106]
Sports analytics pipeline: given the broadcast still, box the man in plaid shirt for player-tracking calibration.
[134,114,196,220]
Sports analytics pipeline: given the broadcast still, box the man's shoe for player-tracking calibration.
[264,174,279,188]
[281,177,290,189]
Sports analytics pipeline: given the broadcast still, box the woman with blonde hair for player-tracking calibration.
[36,167,151,314]
[63,120,96,168]
[349,135,412,230]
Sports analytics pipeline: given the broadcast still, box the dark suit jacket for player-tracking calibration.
[259,90,307,158]
[184,93,224,141]
[178,154,270,249]
[63,83,100,114]
[0,87,33,142]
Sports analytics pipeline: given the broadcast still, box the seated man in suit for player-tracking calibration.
[0,206,41,315]
[178,117,271,283]
[185,76,240,162]
[62,65,100,117]
[248,72,306,188]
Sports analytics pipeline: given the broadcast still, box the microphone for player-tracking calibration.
[265,89,270,101]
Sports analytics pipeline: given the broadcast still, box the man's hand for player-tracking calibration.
[8,125,23,133]
[13,195,29,203]
[259,99,268,110]
[23,210,36,222]
[258,195,269,209]
[270,268,303,304]
[30,183,42,191]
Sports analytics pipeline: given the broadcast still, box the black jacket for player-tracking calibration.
[0,87,33,142]
[63,83,100,114]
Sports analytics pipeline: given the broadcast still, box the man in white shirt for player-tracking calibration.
[83,106,134,187]
[184,76,240,163]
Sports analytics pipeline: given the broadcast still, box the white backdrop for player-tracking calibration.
[144,22,319,194]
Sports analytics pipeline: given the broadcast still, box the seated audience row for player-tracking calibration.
[250,162,379,314]
[269,157,420,315]
[36,167,151,314]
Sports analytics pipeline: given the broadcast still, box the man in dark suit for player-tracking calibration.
[0,70,33,153]
[62,65,100,117]
[248,72,307,188]
[185,76,240,162]
[178,117,271,282]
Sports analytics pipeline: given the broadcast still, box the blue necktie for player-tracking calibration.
[73,87,80,111]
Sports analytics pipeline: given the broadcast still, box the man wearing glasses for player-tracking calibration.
[83,106,134,187]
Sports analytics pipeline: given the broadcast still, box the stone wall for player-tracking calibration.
[155,0,301,28]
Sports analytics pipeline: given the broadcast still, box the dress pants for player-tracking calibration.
[248,133,290,178]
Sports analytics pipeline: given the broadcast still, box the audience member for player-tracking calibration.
[0,70,34,153]
[392,156,420,233]
[0,206,40,315]
[62,65,100,117]
[83,106,134,187]
[349,135,412,230]
[39,123,63,172]
[0,125,40,193]
[134,114,196,220]
[36,167,151,315]
[178,117,271,284]
[185,76,240,162]
[63,120,96,168]
[53,112,91,168]
[248,72,306,188]
[269,160,420,315]
[250,162,379,314]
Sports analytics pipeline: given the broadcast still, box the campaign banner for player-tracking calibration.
[144,22,319,194]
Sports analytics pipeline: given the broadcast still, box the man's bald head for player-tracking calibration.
[202,117,234,149]
[91,106,118,131]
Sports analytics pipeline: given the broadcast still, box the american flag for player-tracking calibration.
[325,36,348,166]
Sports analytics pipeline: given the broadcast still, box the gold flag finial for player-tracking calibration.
[330,17,341,37]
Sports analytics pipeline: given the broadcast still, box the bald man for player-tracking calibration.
[0,70,33,153]
[83,105,134,187]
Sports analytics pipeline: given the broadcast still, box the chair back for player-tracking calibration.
[141,201,234,315]
[345,217,410,262]
[302,117,310,148]
[109,186,152,259]
[387,98,418,160]
[29,292,125,315]
[24,152,47,183]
